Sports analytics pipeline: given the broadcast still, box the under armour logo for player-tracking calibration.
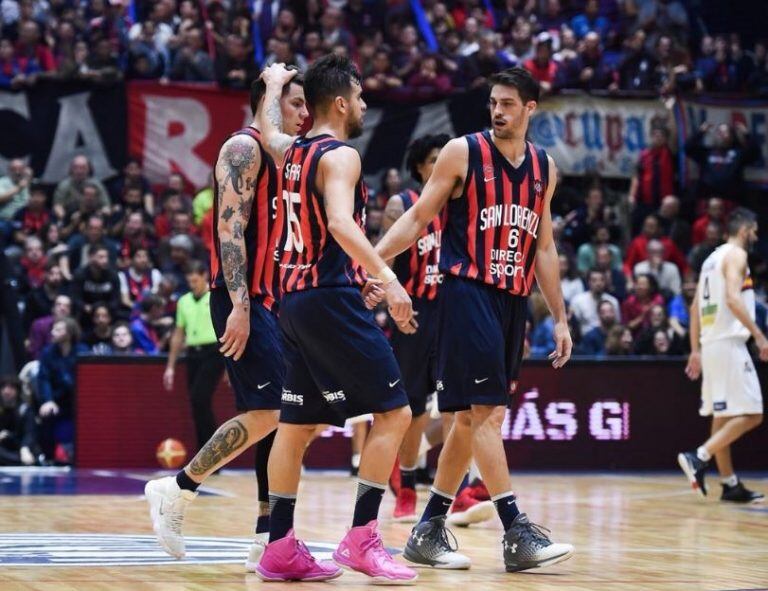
[340,548,350,557]
[504,541,517,554]
[413,534,425,546]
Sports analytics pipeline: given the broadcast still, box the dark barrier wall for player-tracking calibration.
[75,356,768,470]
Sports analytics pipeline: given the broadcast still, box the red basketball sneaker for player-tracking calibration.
[393,487,418,523]
[446,486,495,527]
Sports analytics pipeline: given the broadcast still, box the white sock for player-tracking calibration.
[468,460,481,483]
[696,446,711,462]
[417,434,432,457]
[351,453,361,469]
[721,474,738,487]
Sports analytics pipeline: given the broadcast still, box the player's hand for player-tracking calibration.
[548,321,572,369]
[384,279,413,326]
[395,312,419,335]
[259,62,297,88]
[219,305,250,361]
[699,122,713,134]
[685,351,702,380]
[362,278,386,309]
[39,401,60,417]
[163,367,175,391]
[756,335,768,362]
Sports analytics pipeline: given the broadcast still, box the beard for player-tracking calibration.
[347,115,364,139]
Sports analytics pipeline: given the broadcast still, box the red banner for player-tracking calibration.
[127,82,251,189]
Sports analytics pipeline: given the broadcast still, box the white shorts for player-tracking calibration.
[700,338,763,417]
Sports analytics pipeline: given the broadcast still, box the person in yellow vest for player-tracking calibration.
[164,261,225,450]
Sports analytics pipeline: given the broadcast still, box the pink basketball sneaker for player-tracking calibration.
[332,520,418,585]
[255,530,342,582]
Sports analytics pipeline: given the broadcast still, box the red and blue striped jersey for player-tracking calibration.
[210,127,279,311]
[440,132,549,296]
[392,189,443,300]
[276,134,367,293]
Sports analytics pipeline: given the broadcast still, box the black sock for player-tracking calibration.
[492,492,520,531]
[255,514,270,534]
[268,494,296,543]
[254,430,275,534]
[176,470,200,492]
[352,479,386,527]
[419,488,454,523]
[400,466,417,491]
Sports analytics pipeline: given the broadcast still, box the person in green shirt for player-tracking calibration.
[0,159,31,221]
[164,261,224,450]
[192,173,214,225]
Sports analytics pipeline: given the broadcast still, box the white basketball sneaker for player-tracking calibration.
[144,476,197,559]
[245,532,269,572]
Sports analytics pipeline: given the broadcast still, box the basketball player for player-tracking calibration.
[253,56,417,583]
[382,134,493,529]
[144,74,309,567]
[376,67,574,572]
[678,208,766,503]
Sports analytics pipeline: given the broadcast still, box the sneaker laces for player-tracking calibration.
[361,530,392,562]
[429,521,459,553]
[515,520,552,547]
[297,540,318,564]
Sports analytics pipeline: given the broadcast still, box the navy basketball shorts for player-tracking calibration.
[209,288,283,411]
[278,286,410,427]
[436,276,527,412]
[390,297,438,417]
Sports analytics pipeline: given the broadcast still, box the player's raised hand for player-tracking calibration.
[384,279,414,327]
[549,321,572,369]
[685,351,702,380]
[362,278,386,309]
[259,62,298,87]
[219,305,250,361]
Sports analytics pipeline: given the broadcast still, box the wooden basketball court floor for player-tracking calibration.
[1,469,766,591]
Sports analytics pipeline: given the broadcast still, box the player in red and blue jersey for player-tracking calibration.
[254,57,417,584]
[383,134,495,528]
[145,73,309,569]
[377,68,574,573]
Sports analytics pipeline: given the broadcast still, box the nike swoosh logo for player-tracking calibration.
[484,176,495,182]
[158,500,164,516]
[257,382,271,390]
[388,380,400,388]
[474,378,489,384]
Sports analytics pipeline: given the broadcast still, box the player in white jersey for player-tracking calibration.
[678,208,766,503]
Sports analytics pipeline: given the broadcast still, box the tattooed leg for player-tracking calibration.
[185,410,280,481]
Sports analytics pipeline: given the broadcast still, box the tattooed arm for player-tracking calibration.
[215,134,260,361]
[258,63,298,165]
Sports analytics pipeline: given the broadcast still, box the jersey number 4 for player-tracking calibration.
[282,190,304,252]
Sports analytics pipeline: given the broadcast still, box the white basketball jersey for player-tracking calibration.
[698,243,754,344]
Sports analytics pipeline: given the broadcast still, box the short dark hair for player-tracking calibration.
[303,53,361,113]
[140,294,165,314]
[726,207,758,236]
[250,67,304,116]
[488,67,540,103]
[406,134,451,183]
[88,243,109,257]
[587,268,606,281]
[185,260,209,276]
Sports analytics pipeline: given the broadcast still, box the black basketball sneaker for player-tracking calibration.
[677,451,709,497]
[721,481,765,504]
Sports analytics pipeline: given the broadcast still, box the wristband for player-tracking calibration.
[377,266,397,284]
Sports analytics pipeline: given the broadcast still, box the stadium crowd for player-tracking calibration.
[0,0,766,96]
[0,0,766,465]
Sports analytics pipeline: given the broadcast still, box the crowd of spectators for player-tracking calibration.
[0,0,766,96]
